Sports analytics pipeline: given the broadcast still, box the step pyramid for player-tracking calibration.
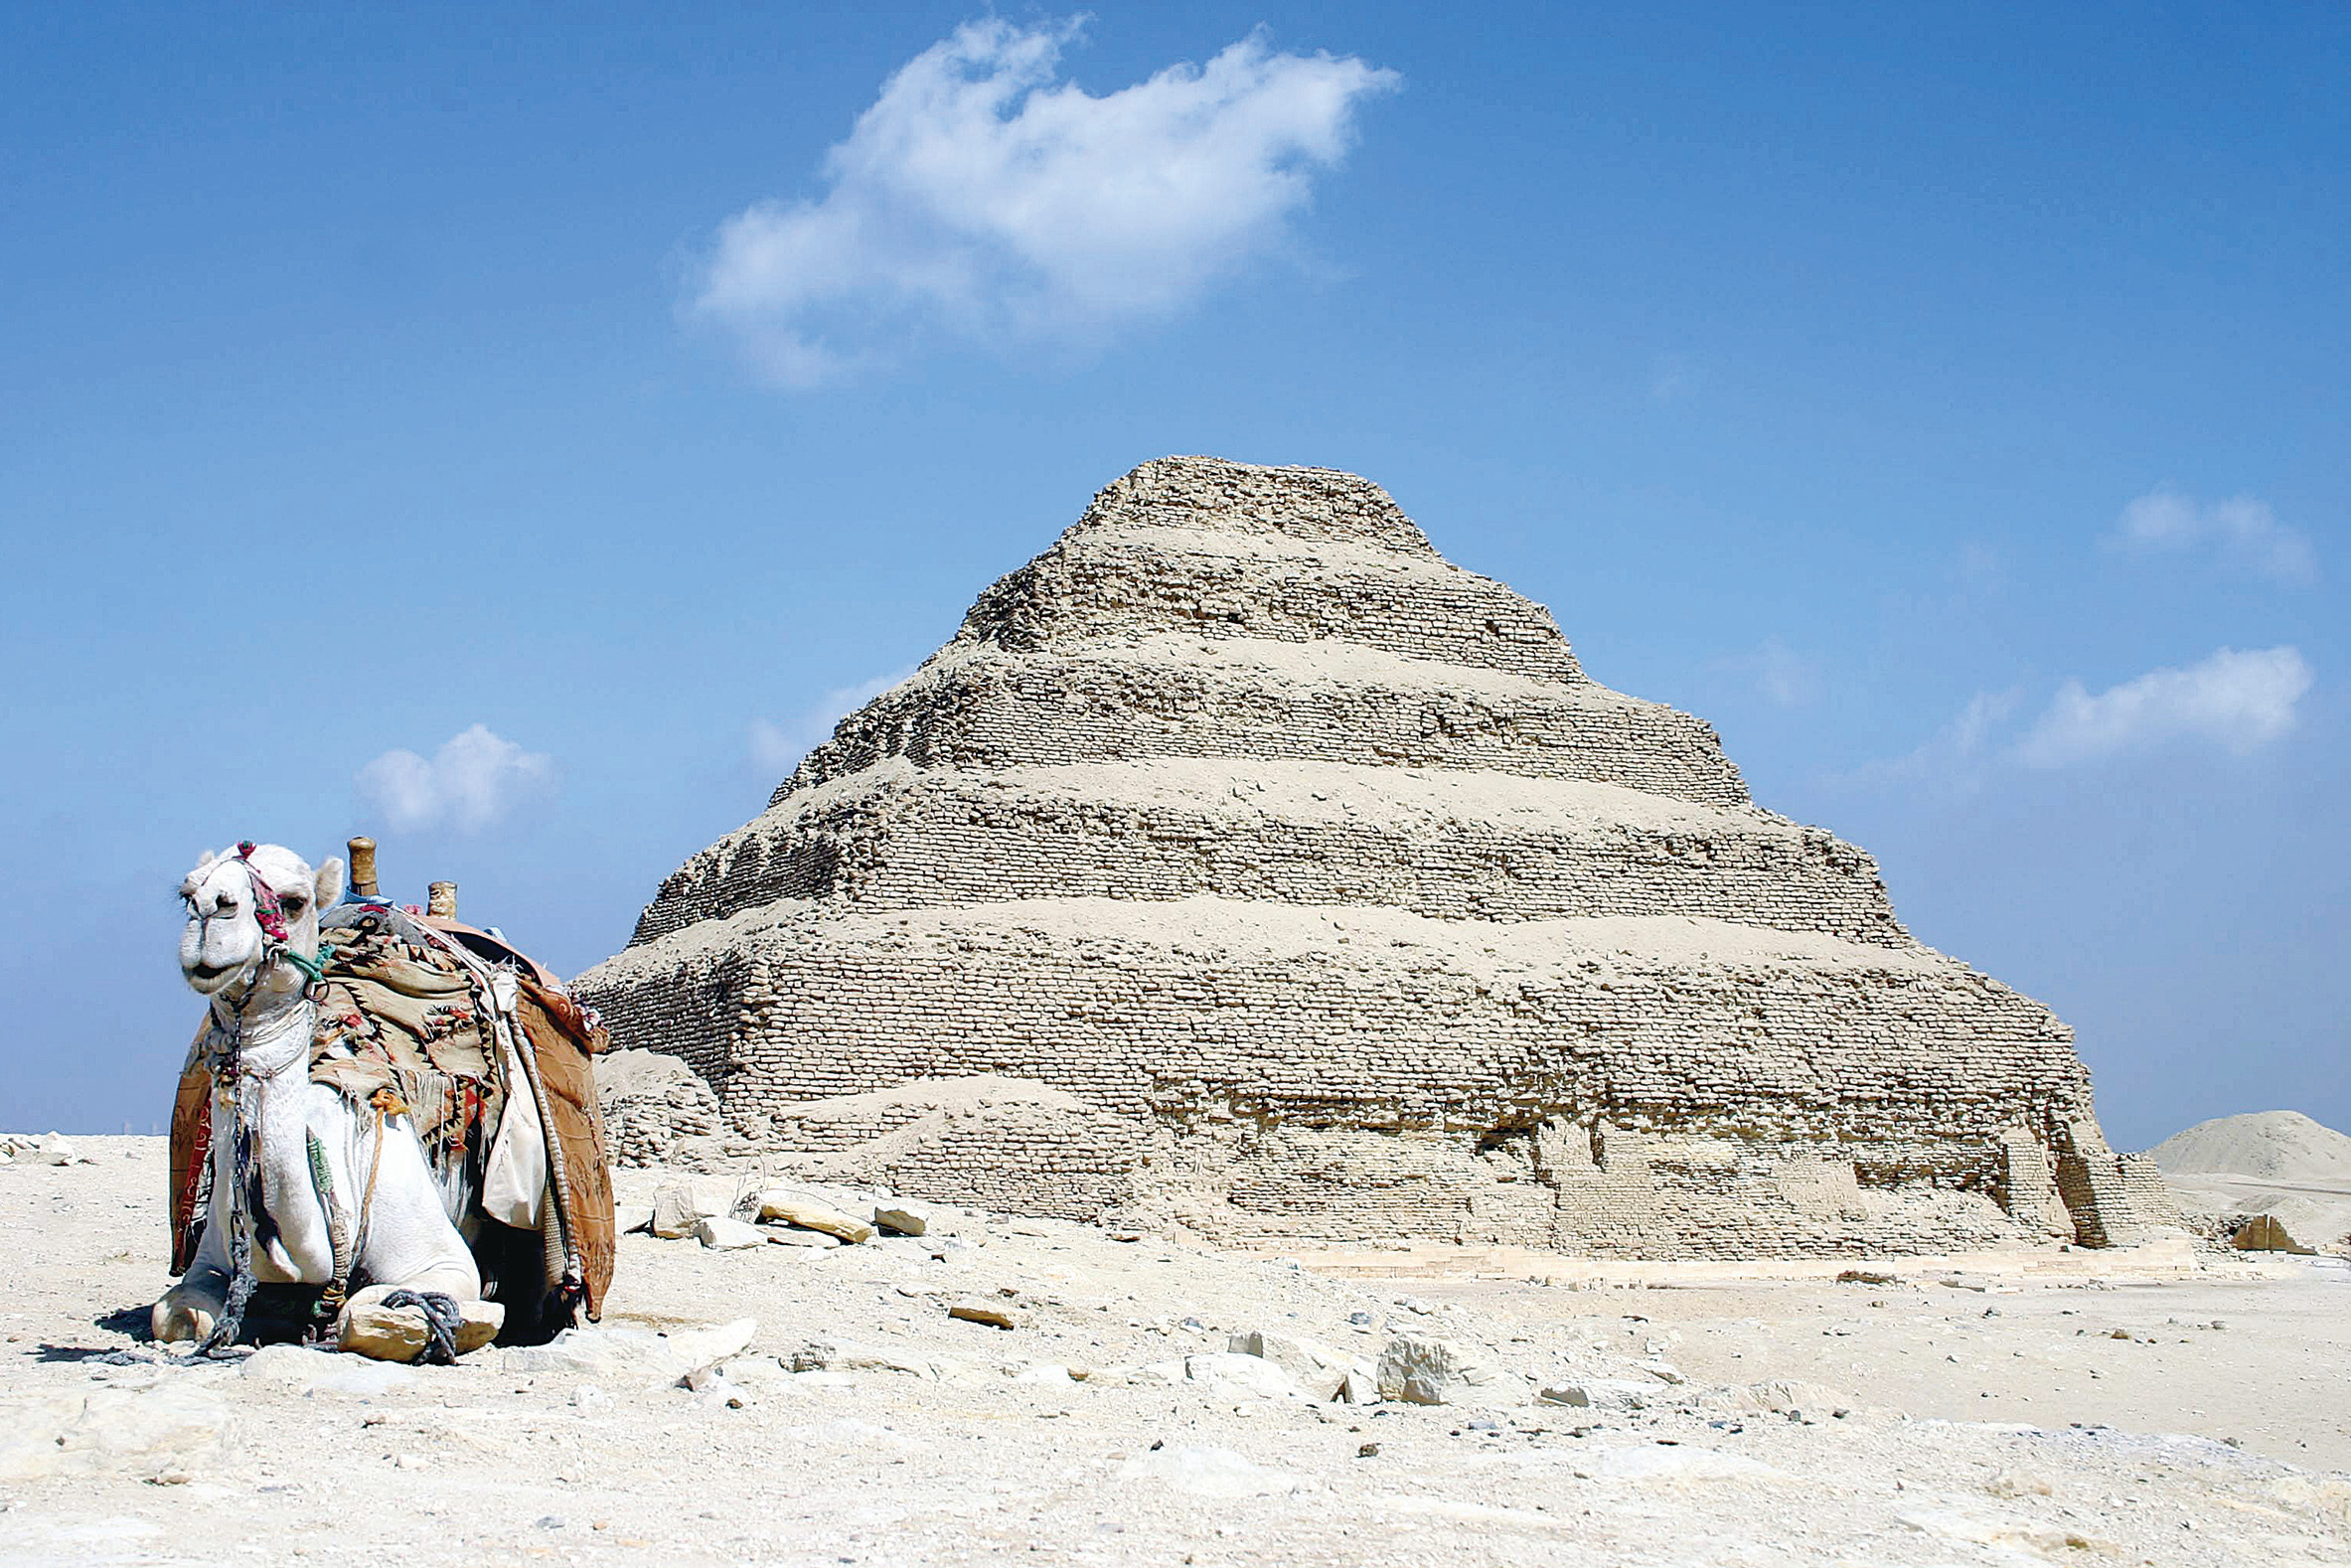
[577,457,2171,1255]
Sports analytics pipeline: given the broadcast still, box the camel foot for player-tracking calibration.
[335,1296,503,1361]
[151,1289,222,1345]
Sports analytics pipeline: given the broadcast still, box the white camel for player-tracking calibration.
[153,843,484,1357]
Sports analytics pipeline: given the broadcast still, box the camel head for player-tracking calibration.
[177,843,345,999]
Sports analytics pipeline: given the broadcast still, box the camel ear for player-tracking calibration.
[196,850,219,870]
[312,857,346,913]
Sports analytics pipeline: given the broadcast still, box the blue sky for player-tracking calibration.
[3,3,2342,1149]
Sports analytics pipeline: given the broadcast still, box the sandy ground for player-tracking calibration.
[4,1138,2349,1568]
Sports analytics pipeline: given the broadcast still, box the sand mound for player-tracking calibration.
[2146,1111,2351,1182]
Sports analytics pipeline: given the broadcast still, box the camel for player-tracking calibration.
[153,843,485,1357]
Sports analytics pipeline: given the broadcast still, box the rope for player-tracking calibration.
[190,1071,257,1360]
[309,1130,352,1326]
[378,1290,463,1364]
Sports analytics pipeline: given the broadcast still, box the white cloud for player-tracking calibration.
[2013,646,2313,768]
[2111,486,2317,583]
[357,724,554,834]
[751,668,919,776]
[689,18,1399,386]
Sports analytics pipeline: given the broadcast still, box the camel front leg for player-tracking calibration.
[151,1215,231,1344]
[327,1098,499,1360]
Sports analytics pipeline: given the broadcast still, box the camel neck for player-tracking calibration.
[212,984,313,1080]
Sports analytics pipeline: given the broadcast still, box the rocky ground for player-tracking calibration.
[4,1138,2349,1567]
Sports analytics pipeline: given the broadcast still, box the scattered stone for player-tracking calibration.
[789,1339,936,1378]
[1986,1470,2054,1498]
[947,1299,1030,1331]
[1539,1378,1662,1411]
[745,1188,876,1244]
[614,1204,654,1235]
[873,1202,931,1236]
[1375,1333,1497,1405]
[1637,1357,1687,1385]
[695,1215,765,1250]
[336,1297,503,1361]
[765,1226,842,1249]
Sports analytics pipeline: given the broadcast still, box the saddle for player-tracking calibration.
[168,902,615,1329]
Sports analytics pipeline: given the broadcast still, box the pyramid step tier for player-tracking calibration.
[954,530,1585,684]
[635,759,1903,947]
[782,637,1748,808]
[1066,456,1442,557]
[587,897,2080,1141]
[576,897,2097,1254]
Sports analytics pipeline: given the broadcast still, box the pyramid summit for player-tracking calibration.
[578,455,2169,1255]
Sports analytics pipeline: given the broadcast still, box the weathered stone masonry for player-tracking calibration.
[578,456,2169,1255]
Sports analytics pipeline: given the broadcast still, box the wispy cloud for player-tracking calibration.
[2013,646,2313,768]
[1717,636,1820,707]
[751,668,919,776]
[1845,688,2021,790]
[2110,486,2317,584]
[689,18,1399,386]
[357,724,554,833]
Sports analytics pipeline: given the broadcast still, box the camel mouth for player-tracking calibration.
[185,959,243,991]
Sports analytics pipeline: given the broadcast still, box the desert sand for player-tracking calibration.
[3,1137,2349,1567]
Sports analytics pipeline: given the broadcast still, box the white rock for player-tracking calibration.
[0,1382,232,1482]
[1122,1358,1187,1387]
[1182,1351,1311,1401]
[789,1339,936,1378]
[614,1204,654,1235]
[503,1317,757,1384]
[240,1344,416,1397]
[33,1133,83,1166]
[1375,1333,1498,1405]
[1636,1356,1686,1384]
[696,1215,766,1250]
[650,1179,726,1239]
[1228,1329,1373,1401]
[1118,1443,1309,1498]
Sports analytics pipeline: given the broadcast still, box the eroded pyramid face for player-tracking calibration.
[579,456,2164,1257]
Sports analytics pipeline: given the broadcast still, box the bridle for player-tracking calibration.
[185,843,331,1042]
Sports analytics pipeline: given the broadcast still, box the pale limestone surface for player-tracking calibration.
[579,456,2168,1256]
[3,1140,2348,1567]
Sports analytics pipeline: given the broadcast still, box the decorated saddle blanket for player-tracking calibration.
[169,903,615,1321]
